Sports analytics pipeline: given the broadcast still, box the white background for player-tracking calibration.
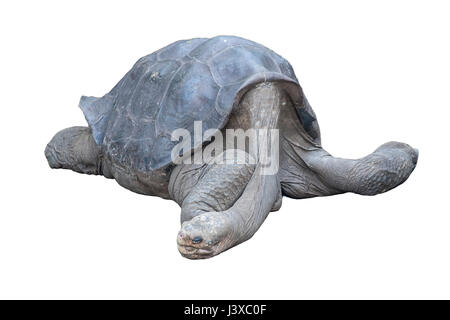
[1,0,449,299]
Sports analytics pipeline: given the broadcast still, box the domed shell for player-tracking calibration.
[79,36,320,172]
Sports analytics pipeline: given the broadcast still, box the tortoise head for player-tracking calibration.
[177,212,234,259]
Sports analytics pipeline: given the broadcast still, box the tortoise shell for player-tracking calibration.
[79,35,320,172]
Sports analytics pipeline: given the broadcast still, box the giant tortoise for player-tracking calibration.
[45,36,418,259]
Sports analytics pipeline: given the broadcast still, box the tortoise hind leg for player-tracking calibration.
[45,126,102,175]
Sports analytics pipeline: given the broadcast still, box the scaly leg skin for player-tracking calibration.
[285,139,418,197]
[45,126,102,175]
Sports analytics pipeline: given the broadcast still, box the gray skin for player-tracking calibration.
[45,37,418,259]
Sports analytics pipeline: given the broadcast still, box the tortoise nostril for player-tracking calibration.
[192,236,203,244]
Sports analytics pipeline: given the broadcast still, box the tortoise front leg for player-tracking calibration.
[282,138,418,197]
[172,152,280,259]
[304,141,418,195]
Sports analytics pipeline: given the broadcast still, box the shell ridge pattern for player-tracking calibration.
[93,36,313,172]
[154,60,189,136]
[208,44,282,86]
[206,44,269,64]
[186,53,208,65]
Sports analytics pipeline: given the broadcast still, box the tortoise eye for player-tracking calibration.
[192,236,203,244]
